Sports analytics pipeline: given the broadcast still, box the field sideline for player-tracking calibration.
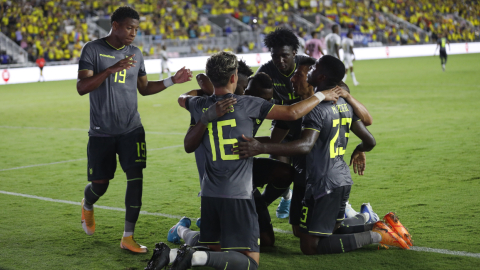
[1,54,479,269]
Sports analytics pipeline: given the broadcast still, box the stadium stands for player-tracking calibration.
[0,0,478,65]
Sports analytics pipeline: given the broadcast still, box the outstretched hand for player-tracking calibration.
[321,86,342,104]
[349,149,366,175]
[173,66,193,84]
[233,135,263,158]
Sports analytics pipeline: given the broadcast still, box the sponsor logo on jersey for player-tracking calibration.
[100,54,115,59]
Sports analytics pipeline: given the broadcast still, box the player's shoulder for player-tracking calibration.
[257,59,275,72]
[295,54,311,62]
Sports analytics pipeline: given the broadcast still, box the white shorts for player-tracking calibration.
[343,53,353,69]
[161,61,169,70]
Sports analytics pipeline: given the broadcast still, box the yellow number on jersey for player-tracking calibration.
[207,119,239,161]
[329,117,353,158]
[114,69,126,83]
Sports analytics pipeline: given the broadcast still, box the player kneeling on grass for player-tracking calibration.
[235,55,412,255]
[77,6,192,253]
[145,51,341,270]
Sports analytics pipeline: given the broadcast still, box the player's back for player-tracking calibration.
[342,38,353,54]
[302,97,358,199]
[325,33,340,57]
[187,94,274,199]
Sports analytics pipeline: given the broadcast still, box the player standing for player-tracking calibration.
[434,33,450,71]
[342,30,359,86]
[325,25,342,59]
[305,31,325,59]
[159,45,171,79]
[256,28,315,218]
[36,56,46,82]
[76,6,192,253]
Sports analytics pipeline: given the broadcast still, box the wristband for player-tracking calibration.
[314,91,325,102]
[163,76,174,88]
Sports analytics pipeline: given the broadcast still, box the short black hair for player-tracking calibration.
[264,28,300,52]
[338,81,350,93]
[298,57,316,67]
[311,31,319,37]
[238,59,253,77]
[250,72,272,90]
[331,24,339,32]
[347,30,353,37]
[318,55,345,85]
[111,6,140,25]
[206,51,238,87]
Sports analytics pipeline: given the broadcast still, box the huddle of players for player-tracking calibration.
[144,28,413,270]
[76,6,413,270]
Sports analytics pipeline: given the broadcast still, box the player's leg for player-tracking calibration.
[290,183,305,238]
[252,158,294,207]
[167,67,171,78]
[350,66,359,86]
[117,127,148,253]
[298,186,379,254]
[253,188,275,246]
[167,216,200,246]
[160,66,164,80]
[333,188,374,234]
[82,136,116,235]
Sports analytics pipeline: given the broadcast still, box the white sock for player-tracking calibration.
[360,213,370,223]
[351,72,357,82]
[191,251,208,266]
[123,231,133,237]
[169,248,178,263]
[177,225,192,240]
[167,71,171,77]
[282,189,292,200]
[159,73,163,80]
[370,231,382,243]
[342,73,347,82]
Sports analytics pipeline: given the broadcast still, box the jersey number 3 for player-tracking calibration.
[330,118,352,158]
[207,119,239,161]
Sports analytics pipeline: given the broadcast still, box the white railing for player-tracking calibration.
[0,32,28,64]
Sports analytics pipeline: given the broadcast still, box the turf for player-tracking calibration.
[0,54,479,269]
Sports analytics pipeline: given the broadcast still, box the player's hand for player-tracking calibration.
[172,66,193,84]
[214,98,237,118]
[337,87,350,99]
[349,149,366,175]
[233,135,264,158]
[321,86,342,104]
[196,73,214,95]
[108,54,136,73]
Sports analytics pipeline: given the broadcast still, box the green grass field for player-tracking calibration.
[1,54,479,270]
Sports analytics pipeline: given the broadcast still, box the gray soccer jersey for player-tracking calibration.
[302,97,360,199]
[78,38,146,136]
[256,54,310,103]
[186,94,274,199]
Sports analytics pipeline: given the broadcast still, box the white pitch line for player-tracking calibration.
[0,126,184,135]
[1,190,479,259]
[0,145,183,172]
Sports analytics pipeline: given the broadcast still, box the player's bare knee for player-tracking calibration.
[300,236,319,255]
[260,232,275,247]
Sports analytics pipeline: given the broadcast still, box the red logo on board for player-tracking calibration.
[465,43,469,53]
[385,46,390,57]
[2,69,9,83]
[256,53,261,64]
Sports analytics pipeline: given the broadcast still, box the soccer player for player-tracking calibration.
[325,25,342,59]
[35,56,45,82]
[305,31,324,59]
[342,30,359,86]
[146,51,339,270]
[235,55,410,255]
[434,33,450,71]
[256,28,316,218]
[76,6,192,253]
[159,45,171,79]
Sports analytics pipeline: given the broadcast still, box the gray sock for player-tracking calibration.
[354,231,373,248]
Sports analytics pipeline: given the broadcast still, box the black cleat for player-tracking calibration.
[145,242,171,270]
[168,244,195,270]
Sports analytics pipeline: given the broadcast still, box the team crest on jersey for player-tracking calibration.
[256,119,261,124]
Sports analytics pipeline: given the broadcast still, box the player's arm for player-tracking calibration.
[183,98,237,153]
[265,87,341,121]
[318,45,325,56]
[335,43,340,59]
[234,129,319,158]
[178,73,215,108]
[137,66,192,96]
[338,89,373,126]
[350,46,355,60]
[254,126,289,144]
[77,54,137,96]
[349,120,376,175]
[447,39,451,51]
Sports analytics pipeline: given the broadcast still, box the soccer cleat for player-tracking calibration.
[360,203,379,224]
[120,235,148,253]
[195,218,201,229]
[344,201,358,218]
[145,242,171,270]
[168,217,191,244]
[372,221,409,249]
[384,212,413,246]
[81,198,95,235]
[168,244,195,270]
[276,189,292,219]
[353,80,359,86]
